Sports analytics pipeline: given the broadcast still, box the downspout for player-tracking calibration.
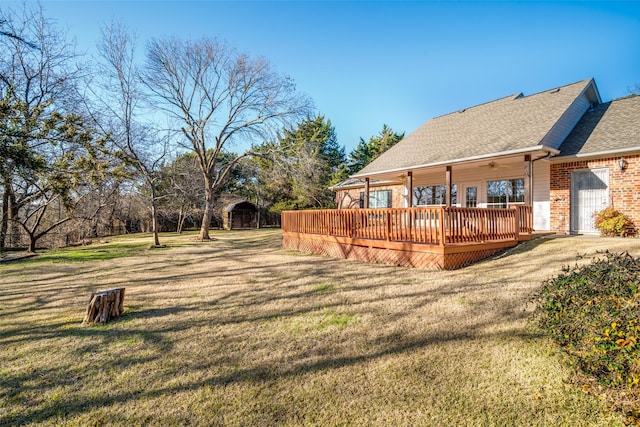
[530,152,554,194]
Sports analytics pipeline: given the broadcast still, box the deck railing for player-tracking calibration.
[282,205,532,246]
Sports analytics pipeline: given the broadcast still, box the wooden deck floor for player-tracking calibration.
[282,206,533,270]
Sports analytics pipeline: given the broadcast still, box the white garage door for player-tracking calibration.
[571,168,609,233]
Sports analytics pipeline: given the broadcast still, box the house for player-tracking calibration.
[282,78,640,269]
[334,78,640,235]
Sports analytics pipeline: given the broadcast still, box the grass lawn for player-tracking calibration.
[1,229,640,426]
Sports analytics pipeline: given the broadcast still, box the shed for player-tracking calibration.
[222,199,259,230]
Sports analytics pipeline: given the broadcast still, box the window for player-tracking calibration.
[360,190,392,208]
[413,185,457,206]
[465,186,477,208]
[486,179,524,208]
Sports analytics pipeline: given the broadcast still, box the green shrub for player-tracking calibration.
[536,252,640,416]
[594,207,634,237]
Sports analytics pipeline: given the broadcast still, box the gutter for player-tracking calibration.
[329,178,403,191]
[550,147,640,162]
[351,145,560,179]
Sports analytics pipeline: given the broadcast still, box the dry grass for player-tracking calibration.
[1,230,640,426]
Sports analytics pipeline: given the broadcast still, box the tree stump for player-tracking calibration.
[83,288,125,324]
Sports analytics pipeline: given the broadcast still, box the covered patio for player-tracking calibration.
[282,205,532,269]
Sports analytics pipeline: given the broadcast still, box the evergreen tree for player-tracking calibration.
[348,124,404,174]
[255,115,347,212]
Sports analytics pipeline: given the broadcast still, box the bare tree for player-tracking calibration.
[0,18,37,48]
[158,152,204,234]
[93,22,168,247]
[142,36,311,240]
[0,4,98,252]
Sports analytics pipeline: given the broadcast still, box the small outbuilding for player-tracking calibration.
[219,195,259,230]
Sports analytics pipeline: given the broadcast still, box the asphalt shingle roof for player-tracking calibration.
[557,95,640,157]
[354,79,594,176]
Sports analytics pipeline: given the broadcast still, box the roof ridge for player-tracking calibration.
[434,79,593,121]
[540,77,591,92]
[612,93,640,102]
[434,92,522,120]
[518,78,593,100]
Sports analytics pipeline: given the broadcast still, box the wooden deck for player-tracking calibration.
[282,206,533,270]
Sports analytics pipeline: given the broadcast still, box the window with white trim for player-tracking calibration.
[486,178,524,208]
[413,185,457,206]
[465,186,478,208]
[359,190,392,208]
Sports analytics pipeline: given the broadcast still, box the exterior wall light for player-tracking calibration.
[619,157,627,173]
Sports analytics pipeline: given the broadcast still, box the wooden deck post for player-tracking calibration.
[439,207,446,246]
[386,211,392,241]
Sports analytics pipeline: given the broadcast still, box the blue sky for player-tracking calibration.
[15,1,640,153]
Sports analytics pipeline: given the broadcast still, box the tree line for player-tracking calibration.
[0,5,402,252]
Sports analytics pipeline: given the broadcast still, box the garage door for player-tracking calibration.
[571,168,609,233]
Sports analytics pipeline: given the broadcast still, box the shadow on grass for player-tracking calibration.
[0,314,544,425]
[1,271,542,424]
[0,306,187,349]
[0,229,602,425]
[12,243,156,264]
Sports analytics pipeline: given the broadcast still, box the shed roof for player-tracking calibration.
[224,200,258,212]
[216,194,258,213]
[354,79,596,177]
[557,95,640,158]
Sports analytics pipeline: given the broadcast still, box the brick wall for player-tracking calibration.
[335,188,361,209]
[550,155,640,234]
[335,184,405,209]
